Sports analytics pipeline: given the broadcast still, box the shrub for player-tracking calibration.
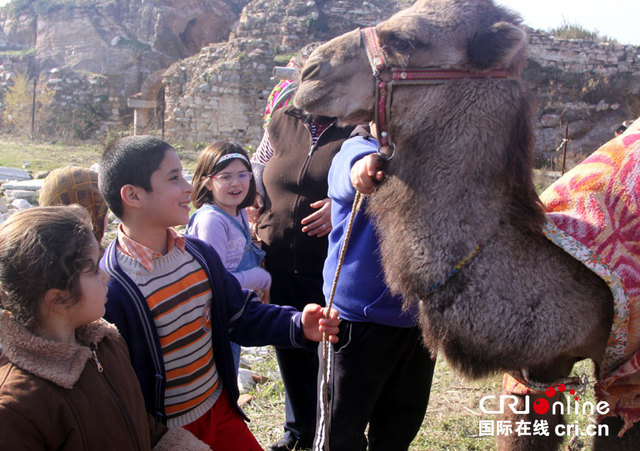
[549,20,617,44]
[1,71,55,137]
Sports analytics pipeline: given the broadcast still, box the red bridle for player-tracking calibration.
[360,26,511,160]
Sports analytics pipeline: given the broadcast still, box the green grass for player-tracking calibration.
[0,48,36,57]
[549,20,617,44]
[242,347,600,450]
[0,136,203,175]
[410,357,499,450]
[0,138,103,173]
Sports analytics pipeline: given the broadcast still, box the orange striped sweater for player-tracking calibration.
[117,234,221,427]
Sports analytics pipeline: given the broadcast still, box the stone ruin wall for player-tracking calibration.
[163,37,276,147]
[163,0,414,147]
[528,30,638,75]
[163,29,640,158]
[230,0,413,53]
[0,56,114,138]
[525,30,640,161]
[0,0,247,137]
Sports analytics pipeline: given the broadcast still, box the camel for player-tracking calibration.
[293,0,640,449]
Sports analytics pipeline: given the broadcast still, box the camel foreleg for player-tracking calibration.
[494,391,565,451]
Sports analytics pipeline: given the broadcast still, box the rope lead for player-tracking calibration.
[321,191,364,451]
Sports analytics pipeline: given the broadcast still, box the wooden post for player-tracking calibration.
[161,88,166,141]
[561,125,568,175]
[31,76,37,139]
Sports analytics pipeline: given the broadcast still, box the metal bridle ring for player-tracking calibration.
[377,143,396,161]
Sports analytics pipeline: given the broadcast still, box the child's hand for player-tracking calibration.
[259,288,270,304]
[351,153,385,195]
[246,193,264,224]
[301,198,332,237]
[301,304,340,343]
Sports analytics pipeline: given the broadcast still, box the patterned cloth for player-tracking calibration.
[504,118,640,435]
[262,79,296,130]
[262,58,298,130]
[39,166,108,243]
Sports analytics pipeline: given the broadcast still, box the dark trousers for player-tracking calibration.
[268,264,325,444]
[314,321,436,451]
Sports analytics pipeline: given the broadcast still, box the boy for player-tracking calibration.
[98,135,339,450]
[315,126,436,451]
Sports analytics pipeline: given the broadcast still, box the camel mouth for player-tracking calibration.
[295,79,374,124]
[293,80,329,114]
[336,109,374,126]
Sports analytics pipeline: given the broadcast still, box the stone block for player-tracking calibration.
[0,167,31,182]
[1,179,44,191]
[11,198,33,210]
[127,99,158,108]
[4,190,36,203]
[540,114,561,128]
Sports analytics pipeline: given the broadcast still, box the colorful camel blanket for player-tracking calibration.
[505,118,640,435]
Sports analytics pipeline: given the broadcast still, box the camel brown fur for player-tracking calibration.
[294,0,636,448]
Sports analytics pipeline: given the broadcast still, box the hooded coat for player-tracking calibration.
[0,311,208,450]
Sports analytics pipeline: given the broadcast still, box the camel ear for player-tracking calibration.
[467,22,527,70]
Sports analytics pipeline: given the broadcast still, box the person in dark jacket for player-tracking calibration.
[251,43,355,449]
[251,100,354,450]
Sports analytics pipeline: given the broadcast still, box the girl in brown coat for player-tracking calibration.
[0,206,209,451]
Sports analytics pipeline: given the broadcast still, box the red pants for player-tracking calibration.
[183,390,263,450]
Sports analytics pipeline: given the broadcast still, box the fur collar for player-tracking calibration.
[0,311,120,389]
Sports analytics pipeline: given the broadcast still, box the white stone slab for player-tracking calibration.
[0,166,31,182]
[11,198,33,210]
[4,190,37,203]
[1,179,44,191]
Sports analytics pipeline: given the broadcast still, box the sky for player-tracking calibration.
[496,0,639,45]
[0,0,638,46]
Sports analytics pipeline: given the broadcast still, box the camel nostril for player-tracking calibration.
[300,61,321,81]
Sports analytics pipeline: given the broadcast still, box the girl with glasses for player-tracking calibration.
[187,142,271,370]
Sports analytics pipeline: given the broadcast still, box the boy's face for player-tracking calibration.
[139,149,193,228]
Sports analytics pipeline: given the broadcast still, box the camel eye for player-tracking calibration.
[396,40,410,51]
[386,38,414,53]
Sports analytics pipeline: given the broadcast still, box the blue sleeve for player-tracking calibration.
[328,136,378,203]
[188,238,307,349]
[214,253,305,348]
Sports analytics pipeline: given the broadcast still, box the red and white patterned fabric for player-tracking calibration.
[505,118,640,435]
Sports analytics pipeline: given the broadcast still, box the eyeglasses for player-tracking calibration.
[211,171,253,184]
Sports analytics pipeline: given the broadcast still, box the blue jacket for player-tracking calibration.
[101,235,307,423]
[323,133,417,328]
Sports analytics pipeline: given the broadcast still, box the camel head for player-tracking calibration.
[295,0,528,125]
[296,0,544,307]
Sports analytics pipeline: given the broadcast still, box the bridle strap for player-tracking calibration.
[361,26,387,75]
[391,68,510,84]
[360,26,511,161]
